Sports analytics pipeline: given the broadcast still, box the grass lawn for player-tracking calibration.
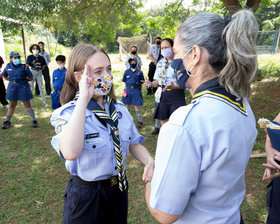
[0,53,279,223]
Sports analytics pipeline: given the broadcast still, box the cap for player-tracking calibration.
[9,51,21,58]
[128,57,137,64]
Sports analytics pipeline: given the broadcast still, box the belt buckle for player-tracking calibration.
[110,176,118,187]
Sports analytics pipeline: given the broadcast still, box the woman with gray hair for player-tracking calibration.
[145,9,258,224]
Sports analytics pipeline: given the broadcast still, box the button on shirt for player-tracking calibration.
[122,68,144,88]
[2,63,33,81]
[149,44,160,61]
[26,55,46,70]
[154,58,177,86]
[150,81,257,223]
[125,55,143,70]
[51,100,144,181]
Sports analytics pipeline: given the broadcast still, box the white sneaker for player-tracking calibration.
[43,103,49,107]
[3,105,9,109]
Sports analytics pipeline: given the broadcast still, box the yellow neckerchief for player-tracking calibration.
[192,78,247,116]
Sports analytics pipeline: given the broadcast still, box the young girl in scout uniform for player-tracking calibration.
[122,58,144,128]
[1,51,38,129]
[50,44,154,224]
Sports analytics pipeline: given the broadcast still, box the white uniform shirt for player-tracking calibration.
[150,88,257,223]
[51,100,144,181]
[154,58,177,86]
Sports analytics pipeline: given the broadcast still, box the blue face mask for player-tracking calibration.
[171,48,192,89]
[130,63,137,69]
[13,59,21,65]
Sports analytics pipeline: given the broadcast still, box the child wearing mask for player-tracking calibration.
[26,44,48,107]
[51,55,66,109]
[122,58,144,128]
[1,51,38,129]
[125,46,142,70]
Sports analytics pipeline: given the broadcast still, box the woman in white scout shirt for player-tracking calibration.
[145,9,258,224]
[50,44,154,224]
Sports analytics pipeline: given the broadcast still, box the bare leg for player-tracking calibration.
[7,101,18,117]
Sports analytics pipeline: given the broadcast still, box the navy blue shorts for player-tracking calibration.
[6,81,33,101]
[266,177,280,223]
[154,89,186,120]
[63,178,128,224]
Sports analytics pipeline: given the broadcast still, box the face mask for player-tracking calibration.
[130,63,137,69]
[93,74,113,96]
[171,48,192,89]
[13,59,21,65]
[156,40,161,45]
[58,64,64,69]
[131,51,137,55]
[39,46,43,49]
[161,48,172,59]
[32,49,39,55]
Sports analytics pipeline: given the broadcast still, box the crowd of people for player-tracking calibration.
[0,41,66,129]
[1,8,280,224]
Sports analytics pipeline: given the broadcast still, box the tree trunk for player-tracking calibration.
[222,0,261,15]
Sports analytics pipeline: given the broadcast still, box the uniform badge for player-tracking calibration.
[54,119,67,134]
[118,111,122,119]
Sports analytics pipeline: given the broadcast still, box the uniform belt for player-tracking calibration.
[12,80,28,84]
[128,85,140,89]
[71,175,118,187]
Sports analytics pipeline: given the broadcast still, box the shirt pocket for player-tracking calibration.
[119,131,131,160]
[83,136,106,151]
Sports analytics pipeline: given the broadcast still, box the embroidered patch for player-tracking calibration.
[85,133,100,139]
[118,111,123,119]
[54,119,67,134]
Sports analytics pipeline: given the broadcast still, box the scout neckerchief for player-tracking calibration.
[159,59,169,86]
[192,77,247,116]
[74,92,127,191]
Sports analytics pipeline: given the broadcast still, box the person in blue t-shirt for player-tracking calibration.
[51,55,66,109]
[1,51,38,129]
[26,44,48,107]
[122,58,144,128]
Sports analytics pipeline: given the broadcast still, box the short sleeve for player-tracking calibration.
[149,45,154,55]
[46,53,51,64]
[26,66,33,78]
[50,105,74,160]
[122,70,127,82]
[125,56,130,69]
[1,66,8,77]
[153,62,161,80]
[26,56,31,65]
[150,123,201,215]
[140,71,144,82]
[137,57,142,67]
[129,121,145,146]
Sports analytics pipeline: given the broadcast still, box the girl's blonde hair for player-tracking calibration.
[60,44,117,105]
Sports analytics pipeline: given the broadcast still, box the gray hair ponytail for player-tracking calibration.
[220,9,258,98]
[177,9,258,99]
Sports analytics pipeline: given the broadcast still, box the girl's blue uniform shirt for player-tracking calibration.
[2,63,33,81]
[51,99,144,181]
[122,68,144,106]
[2,63,33,101]
[51,68,66,109]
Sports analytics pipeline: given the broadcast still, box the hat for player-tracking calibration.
[9,51,21,58]
[128,57,137,64]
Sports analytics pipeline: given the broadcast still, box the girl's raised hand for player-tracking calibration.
[79,64,94,101]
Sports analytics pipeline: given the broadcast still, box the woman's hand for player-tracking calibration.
[262,136,280,180]
[143,159,155,182]
[143,78,152,88]
[163,82,182,92]
[78,65,94,102]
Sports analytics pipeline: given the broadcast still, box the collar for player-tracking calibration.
[192,77,247,116]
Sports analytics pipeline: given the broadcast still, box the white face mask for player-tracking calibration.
[58,64,64,69]
[32,49,39,55]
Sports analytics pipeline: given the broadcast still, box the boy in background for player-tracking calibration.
[51,55,66,109]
